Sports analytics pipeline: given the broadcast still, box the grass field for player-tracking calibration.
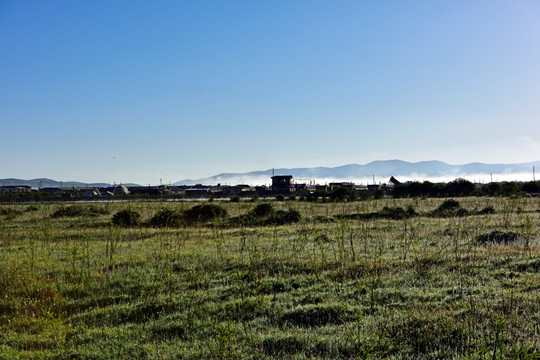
[1,197,539,359]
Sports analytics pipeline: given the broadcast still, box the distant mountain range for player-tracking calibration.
[2,160,538,188]
[174,160,540,185]
[0,178,139,189]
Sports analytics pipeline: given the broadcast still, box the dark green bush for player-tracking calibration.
[268,209,301,225]
[279,304,352,327]
[379,206,416,220]
[250,203,274,218]
[229,196,240,203]
[476,231,520,244]
[86,205,110,215]
[183,204,227,225]
[52,205,86,218]
[112,209,141,227]
[150,208,183,227]
[275,194,285,201]
[431,199,468,217]
[437,199,461,211]
[477,205,496,215]
[51,205,108,218]
[261,335,305,356]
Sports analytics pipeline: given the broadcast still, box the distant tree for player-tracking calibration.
[522,181,540,194]
[445,178,475,197]
[481,182,501,196]
[374,188,385,199]
[500,182,519,196]
[330,187,349,202]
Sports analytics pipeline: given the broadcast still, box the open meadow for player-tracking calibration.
[1,197,539,359]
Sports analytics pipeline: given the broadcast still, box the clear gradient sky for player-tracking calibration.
[1,1,539,185]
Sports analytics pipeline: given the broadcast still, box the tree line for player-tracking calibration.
[392,178,540,198]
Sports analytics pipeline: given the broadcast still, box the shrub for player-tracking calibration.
[86,205,110,215]
[250,203,274,218]
[379,206,414,220]
[229,196,240,203]
[150,208,183,227]
[431,199,468,217]
[0,208,23,219]
[476,231,521,245]
[52,205,86,218]
[437,199,460,211]
[261,335,305,356]
[183,204,227,225]
[477,205,496,215]
[268,209,301,225]
[51,204,108,218]
[112,209,141,227]
[275,194,285,201]
[279,304,352,327]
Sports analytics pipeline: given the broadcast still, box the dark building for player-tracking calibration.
[0,185,32,194]
[367,184,380,193]
[389,176,401,186]
[271,175,294,194]
[328,182,355,190]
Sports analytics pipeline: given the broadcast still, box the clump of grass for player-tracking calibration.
[229,204,300,226]
[279,304,353,327]
[431,199,469,217]
[183,204,227,225]
[250,203,274,218]
[111,209,141,227]
[51,204,109,218]
[0,207,23,219]
[268,209,302,225]
[335,205,416,221]
[149,208,183,227]
[477,205,496,215]
[476,230,521,244]
[378,205,416,220]
[261,334,305,357]
[25,205,40,212]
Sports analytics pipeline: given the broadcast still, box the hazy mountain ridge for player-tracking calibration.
[0,178,139,188]
[175,160,540,185]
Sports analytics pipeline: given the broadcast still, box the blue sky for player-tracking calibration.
[1,1,539,184]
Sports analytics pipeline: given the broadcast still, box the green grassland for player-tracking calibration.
[0,197,539,359]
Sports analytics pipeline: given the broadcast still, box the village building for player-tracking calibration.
[271,175,294,194]
[221,184,256,197]
[0,185,32,194]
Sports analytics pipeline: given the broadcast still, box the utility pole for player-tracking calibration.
[534,166,536,182]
